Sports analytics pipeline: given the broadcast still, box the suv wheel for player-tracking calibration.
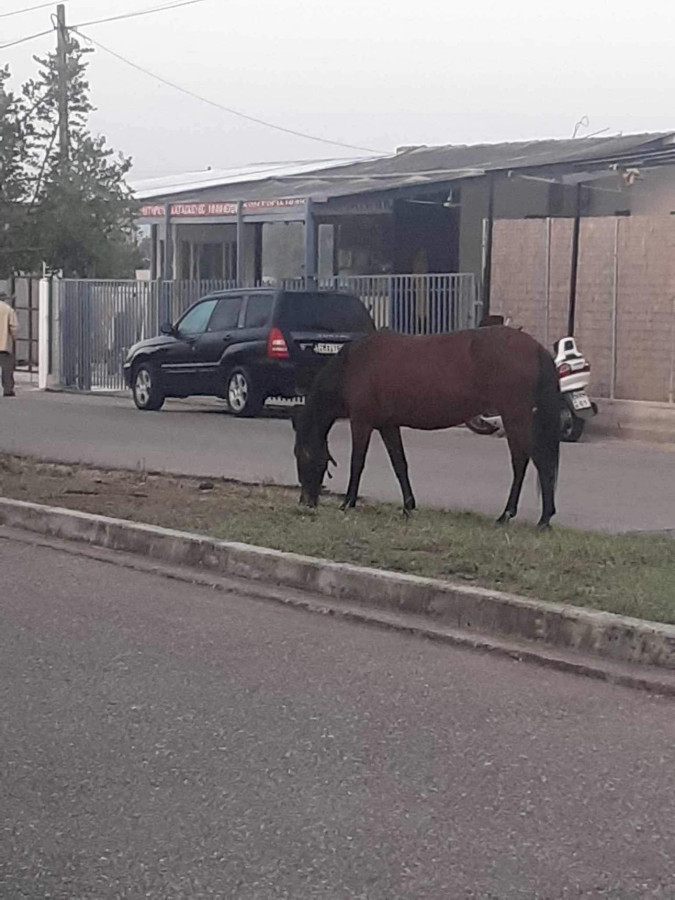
[227,368,262,417]
[133,362,165,411]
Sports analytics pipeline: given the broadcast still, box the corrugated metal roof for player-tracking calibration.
[308,133,675,179]
[134,133,675,205]
[131,156,370,200]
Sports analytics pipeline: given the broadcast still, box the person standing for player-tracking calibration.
[0,293,19,397]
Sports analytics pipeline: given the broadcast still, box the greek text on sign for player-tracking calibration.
[138,198,306,218]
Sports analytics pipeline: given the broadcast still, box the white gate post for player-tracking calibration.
[38,275,60,390]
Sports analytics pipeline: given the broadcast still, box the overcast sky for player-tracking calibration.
[3,0,675,179]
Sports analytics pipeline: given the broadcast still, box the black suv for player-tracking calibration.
[123,288,375,416]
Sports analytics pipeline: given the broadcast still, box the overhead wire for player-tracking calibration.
[0,26,54,50]
[71,0,210,29]
[18,88,53,125]
[1,1,61,19]
[29,118,59,208]
[0,0,209,49]
[3,0,381,154]
[75,29,382,154]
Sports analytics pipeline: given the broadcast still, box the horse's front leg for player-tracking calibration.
[340,419,373,510]
[379,425,416,516]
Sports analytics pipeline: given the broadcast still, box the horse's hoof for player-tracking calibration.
[496,512,512,526]
[536,521,552,532]
[402,507,412,519]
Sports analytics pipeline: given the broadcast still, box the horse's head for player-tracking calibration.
[292,407,336,507]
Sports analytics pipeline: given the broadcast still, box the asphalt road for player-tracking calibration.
[2,387,675,532]
[3,531,675,898]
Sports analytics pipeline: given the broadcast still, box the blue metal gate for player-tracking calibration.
[55,273,478,392]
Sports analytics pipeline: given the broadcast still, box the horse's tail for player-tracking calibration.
[532,343,561,484]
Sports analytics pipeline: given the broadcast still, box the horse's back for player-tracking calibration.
[341,328,546,428]
[349,327,544,377]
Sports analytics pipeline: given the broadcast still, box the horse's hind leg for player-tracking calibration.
[341,419,373,510]
[532,447,557,529]
[498,417,531,524]
[379,425,415,515]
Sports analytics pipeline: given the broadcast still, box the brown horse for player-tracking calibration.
[293,326,561,528]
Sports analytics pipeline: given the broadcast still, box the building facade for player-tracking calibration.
[135,133,675,295]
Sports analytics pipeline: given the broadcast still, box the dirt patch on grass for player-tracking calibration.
[2,453,674,624]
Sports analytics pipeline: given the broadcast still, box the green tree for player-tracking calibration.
[20,33,141,277]
[0,66,33,277]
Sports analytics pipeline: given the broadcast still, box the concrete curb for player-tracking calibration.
[2,496,675,674]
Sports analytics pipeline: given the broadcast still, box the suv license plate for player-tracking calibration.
[314,342,342,355]
[571,392,591,411]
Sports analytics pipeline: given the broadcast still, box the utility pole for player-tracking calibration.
[56,3,69,175]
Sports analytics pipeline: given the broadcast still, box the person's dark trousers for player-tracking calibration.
[0,351,15,396]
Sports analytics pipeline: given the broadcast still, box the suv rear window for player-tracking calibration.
[277,292,374,333]
[244,294,274,328]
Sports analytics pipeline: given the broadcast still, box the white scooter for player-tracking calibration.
[554,336,597,441]
[466,325,597,442]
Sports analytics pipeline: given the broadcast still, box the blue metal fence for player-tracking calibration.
[56,273,478,391]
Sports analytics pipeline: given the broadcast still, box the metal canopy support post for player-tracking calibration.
[610,217,619,399]
[567,183,583,336]
[162,205,172,281]
[188,241,195,281]
[543,217,552,345]
[304,198,318,289]
[161,204,172,322]
[150,224,158,280]
[236,200,244,286]
[481,174,495,317]
[254,223,263,284]
[332,223,340,277]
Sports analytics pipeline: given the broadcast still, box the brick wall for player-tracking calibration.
[490,215,675,403]
[491,219,549,341]
[547,220,573,350]
[574,219,616,398]
[615,218,675,402]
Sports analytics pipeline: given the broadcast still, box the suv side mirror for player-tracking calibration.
[160,322,175,336]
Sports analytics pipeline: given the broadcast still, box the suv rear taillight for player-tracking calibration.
[557,363,572,377]
[267,327,289,359]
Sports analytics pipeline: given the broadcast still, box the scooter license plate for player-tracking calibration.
[571,392,591,411]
